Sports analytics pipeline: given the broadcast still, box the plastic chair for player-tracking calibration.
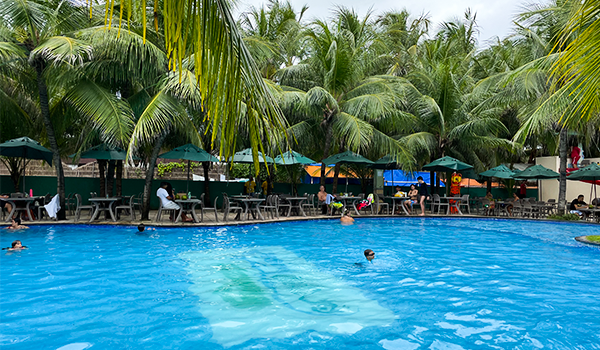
[260,195,279,219]
[115,195,135,221]
[458,194,470,214]
[155,201,179,222]
[433,194,449,214]
[200,193,219,222]
[36,193,54,220]
[276,195,292,217]
[75,194,94,221]
[222,195,243,222]
[301,194,315,216]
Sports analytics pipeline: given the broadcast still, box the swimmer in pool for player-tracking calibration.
[364,249,375,262]
[6,217,29,230]
[340,209,355,225]
[3,240,28,250]
[137,224,155,232]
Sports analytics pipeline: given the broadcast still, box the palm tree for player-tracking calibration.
[473,0,588,211]
[277,8,413,192]
[240,0,308,79]
[0,0,98,218]
[393,11,513,192]
[552,0,600,125]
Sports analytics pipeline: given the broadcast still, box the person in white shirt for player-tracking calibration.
[157,182,192,222]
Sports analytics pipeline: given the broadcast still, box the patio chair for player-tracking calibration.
[155,201,179,222]
[90,192,97,198]
[132,193,144,216]
[301,194,316,216]
[276,195,292,217]
[260,195,279,219]
[222,195,243,222]
[546,199,557,215]
[432,194,449,214]
[372,193,389,215]
[480,199,493,216]
[75,194,94,221]
[115,195,135,221]
[36,193,53,220]
[458,194,470,214]
[521,201,536,218]
[511,199,523,217]
[200,193,219,222]
[10,193,24,198]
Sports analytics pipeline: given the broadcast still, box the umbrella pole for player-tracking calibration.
[187,160,190,193]
[22,158,26,194]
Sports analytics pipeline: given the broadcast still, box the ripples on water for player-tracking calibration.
[1,218,599,349]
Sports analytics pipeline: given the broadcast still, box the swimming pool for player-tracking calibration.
[1,218,599,349]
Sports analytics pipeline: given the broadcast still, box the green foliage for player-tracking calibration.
[157,161,201,177]
[548,213,581,221]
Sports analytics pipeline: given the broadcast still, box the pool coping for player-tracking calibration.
[13,213,600,228]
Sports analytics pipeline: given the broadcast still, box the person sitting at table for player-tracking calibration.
[417,176,430,216]
[6,217,29,230]
[244,176,256,195]
[569,194,587,217]
[340,209,355,225]
[317,185,329,215]
[394,186,402,196]
[3,240,28,250]
[484,191,496,215]
[402,184,419,214]
[0,195,13,218]
[157,182,192,222]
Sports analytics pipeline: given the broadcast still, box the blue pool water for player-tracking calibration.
[1,218,599,349]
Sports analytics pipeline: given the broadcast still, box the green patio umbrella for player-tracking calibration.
[422,156,473,172]
[230,148,274,164]
[321,151,373,192]
[479,165,516,179]
[372,155,401,169]
[274,150,315,165]
[0,137,53,192]
[567,163,600,201]
[159,144,219,193]
[511,164,559,180]
[321,150,374,165]
[274,151,315,195]
[76,144,128,160]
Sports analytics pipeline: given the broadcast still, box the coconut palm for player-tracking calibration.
[473,0,591,211]
[0,0,105,218]
[240,0,308,79]
[277,8,414,192]
[393,12,513,193]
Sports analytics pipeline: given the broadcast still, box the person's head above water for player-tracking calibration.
[11,217,21,227]
[12,240,22,249]
[138,224,145,232]
[364,249,375,262]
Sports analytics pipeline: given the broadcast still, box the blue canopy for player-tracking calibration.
[383,170,444,187]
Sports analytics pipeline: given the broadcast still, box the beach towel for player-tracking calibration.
[44,194,61,219]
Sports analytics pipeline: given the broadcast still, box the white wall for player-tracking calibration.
[535,156,600,203]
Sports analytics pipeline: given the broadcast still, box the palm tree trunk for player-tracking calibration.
[202,161,211,203]
[106,160,115,196]
[429,171,435,194]
[116,160,123,196]
[320,122,333,187]
[142,132,168,220]
[98,160,106,197]
[558,126,568,214]
[34,59,66,220]
[332,164,341,193]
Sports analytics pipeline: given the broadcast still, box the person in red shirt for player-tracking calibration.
[519,181,527,199]
[571,145,581,168]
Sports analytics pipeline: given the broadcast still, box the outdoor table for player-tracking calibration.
[88,197,121,222]
[579,208,600,223]
[174,199,202,223]
[232,198,265,220]
[494,201,512,216]
[281,197,308,217]
[438,196,464,215]
[383,196,410,215]
[337,196,362,215]
[4,197,41,222]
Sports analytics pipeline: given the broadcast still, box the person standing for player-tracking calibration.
[417,176,430,216]
[519,181,527,199]
[244,176,256,195]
